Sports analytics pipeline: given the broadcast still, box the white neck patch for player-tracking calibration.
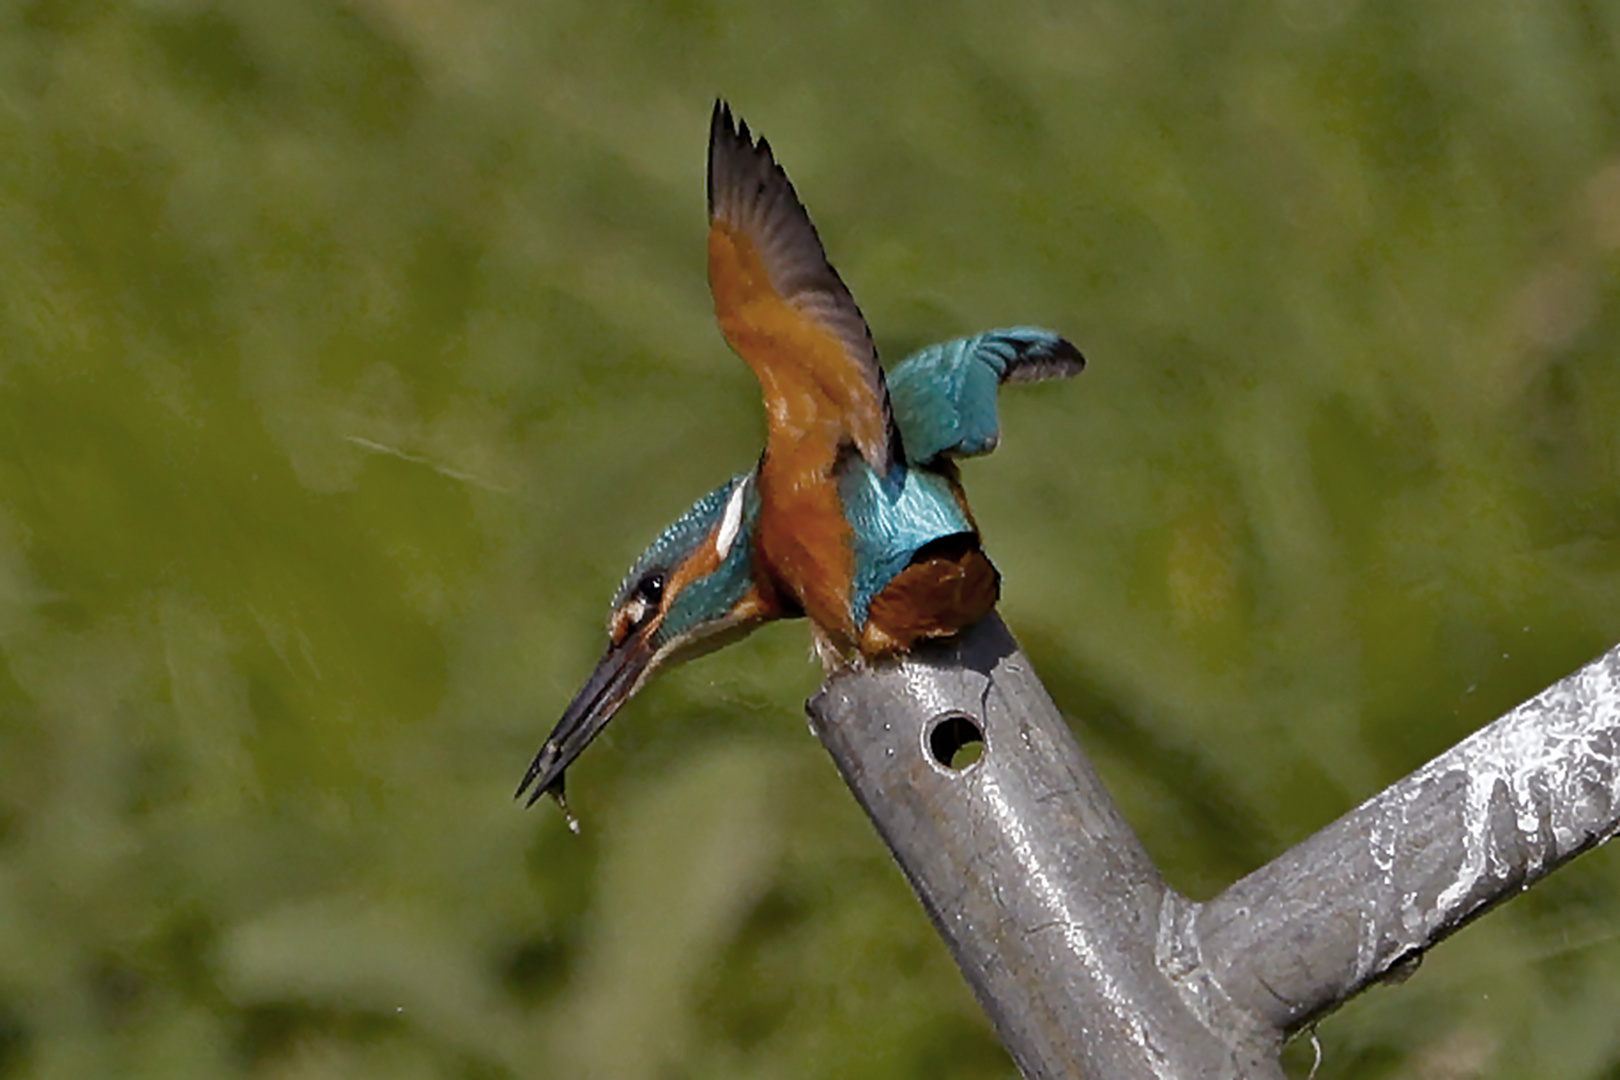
[714,480,748,563]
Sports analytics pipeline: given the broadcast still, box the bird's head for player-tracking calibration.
[518,469,780,820]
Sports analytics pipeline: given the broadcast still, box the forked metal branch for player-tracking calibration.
[807,615,1620,1079]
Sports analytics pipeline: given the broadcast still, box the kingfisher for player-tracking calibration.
[703,102,1081,661]
[517,102,1083,822]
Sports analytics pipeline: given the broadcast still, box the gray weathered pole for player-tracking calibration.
[808,615,1620,1079]
[807,615,1282,1079]
[1193,638,1620,1033]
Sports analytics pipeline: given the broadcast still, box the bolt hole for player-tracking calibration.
[927,713,985,772]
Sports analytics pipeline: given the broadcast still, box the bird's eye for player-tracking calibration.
[636,571,666,607]
[610,570,667,645]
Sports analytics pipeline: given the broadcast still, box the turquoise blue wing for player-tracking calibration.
[888,328,1084,464]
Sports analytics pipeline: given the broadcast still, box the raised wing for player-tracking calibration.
[707,100,900,475]
[888,328,1084,464]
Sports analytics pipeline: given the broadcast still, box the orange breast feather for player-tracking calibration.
[753,415,859,648]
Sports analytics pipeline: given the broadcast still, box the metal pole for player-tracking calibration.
[809,617,1620,1077]
[1193,641,1620,1033]
[807,615,1283,1079]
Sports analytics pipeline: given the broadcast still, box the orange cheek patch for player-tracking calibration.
[666,534,723,597]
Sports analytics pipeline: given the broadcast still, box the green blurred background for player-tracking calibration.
[4,1,1620,1077]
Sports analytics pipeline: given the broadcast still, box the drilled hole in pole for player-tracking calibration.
[927,713,986,771]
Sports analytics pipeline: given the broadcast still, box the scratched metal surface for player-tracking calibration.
[1196,644,1620,1032]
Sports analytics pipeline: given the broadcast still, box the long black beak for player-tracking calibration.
[516,632,657,823]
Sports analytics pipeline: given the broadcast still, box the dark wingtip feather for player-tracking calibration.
[708,98,780,216]
[1001,333,1086,384]
[708,100,726,211]
[708,98,738,215]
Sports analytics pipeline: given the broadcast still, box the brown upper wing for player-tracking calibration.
[706,101,899,476]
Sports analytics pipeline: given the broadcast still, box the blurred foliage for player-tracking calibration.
[2,0,1620,1077]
